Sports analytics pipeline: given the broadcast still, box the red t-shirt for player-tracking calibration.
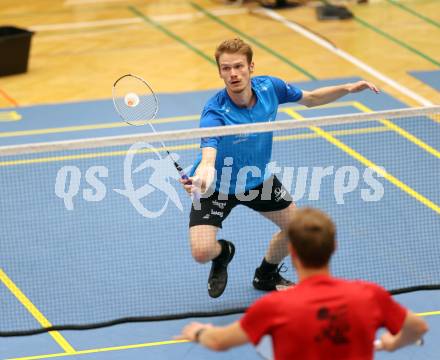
[240,275,407,360]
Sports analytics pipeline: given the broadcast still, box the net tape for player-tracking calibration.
[1,106,439,156]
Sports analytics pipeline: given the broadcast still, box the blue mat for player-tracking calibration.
[409,70,440,91]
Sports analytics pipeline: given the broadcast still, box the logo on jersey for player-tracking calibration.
[314,305,351,345]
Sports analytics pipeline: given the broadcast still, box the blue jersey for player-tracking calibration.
[191,76,302,194]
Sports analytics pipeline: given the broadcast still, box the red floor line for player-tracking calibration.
[0,88,19,107]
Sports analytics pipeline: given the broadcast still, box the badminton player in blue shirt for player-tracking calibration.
[181,38,379,298]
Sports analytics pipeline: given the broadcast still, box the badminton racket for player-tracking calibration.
[112,74,198,197]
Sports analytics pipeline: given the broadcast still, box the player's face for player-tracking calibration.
[218,53,254,94]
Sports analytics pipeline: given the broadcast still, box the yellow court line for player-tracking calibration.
[0,115,199,138]
[0,101,358,138]
[353,102,440,159]
[0,111,22,122]
[0,144,200,167]
[284,108,440,215]
[7,340,188,360]
[7,309,440,360]
[0,269,75,353]
[0,126,390,167]
[282,100,357,112]
[274,126,388,142]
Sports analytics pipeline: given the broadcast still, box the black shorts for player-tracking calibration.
[189,176,292,228]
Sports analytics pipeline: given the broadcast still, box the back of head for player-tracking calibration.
[288,208,336,268]
[215,38,253,67]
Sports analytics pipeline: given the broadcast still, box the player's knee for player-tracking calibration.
[191,246,212,264]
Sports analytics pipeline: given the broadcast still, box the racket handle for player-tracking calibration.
[173,161,200,201]
[180,173,190,182]
[174,162,191,182]
[181,173,200,202]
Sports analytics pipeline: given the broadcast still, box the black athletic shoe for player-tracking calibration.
[253,263,294,291]
[208,240,235,298]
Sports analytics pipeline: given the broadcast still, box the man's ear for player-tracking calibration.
[249,62,254,73]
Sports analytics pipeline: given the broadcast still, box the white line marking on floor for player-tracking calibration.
[259,8,433,106]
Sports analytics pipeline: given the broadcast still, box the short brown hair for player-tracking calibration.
[215,38,253,68]
[288,208,336,268]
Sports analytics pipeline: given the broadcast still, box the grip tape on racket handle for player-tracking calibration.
[178,171,200,201]
[180,173,190,182]
[183,175,200,201]
[175,162,190,182]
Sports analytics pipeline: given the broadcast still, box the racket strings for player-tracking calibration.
[113,75,159,126]
[116,95,157,121]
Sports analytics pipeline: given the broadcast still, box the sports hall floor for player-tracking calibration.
[0,0,439,359]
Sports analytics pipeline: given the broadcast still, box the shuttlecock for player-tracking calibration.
[124,92,140,107]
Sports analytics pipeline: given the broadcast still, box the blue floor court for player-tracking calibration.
[0,78,439,359]
[409,70,440,92]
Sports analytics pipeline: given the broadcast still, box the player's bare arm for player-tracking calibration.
[376,311,428,352]
[176,321,249,351]
[299,80,379,108]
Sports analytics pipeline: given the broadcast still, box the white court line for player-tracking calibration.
[33,25,143,42]
[30,18,140,31]
[30,18,140,32]
[259,8,434,107]
[30,7,247,32]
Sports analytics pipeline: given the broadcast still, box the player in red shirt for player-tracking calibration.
[177,207,428,359]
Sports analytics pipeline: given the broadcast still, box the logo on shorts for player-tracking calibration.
[210,209,224,218]
[274,187,286,202]
[212,200,226,209]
